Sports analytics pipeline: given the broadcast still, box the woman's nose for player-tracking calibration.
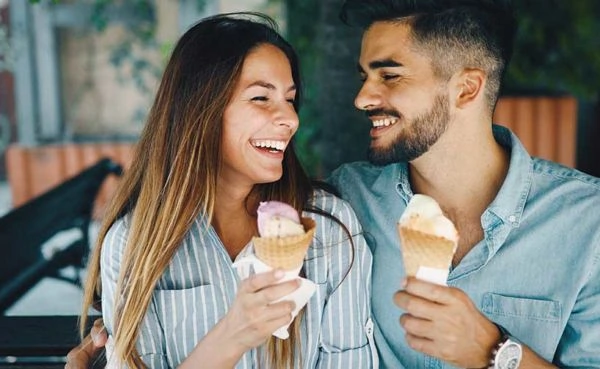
[274,103,299,131]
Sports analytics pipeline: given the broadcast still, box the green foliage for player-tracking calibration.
[283,0,322,176]
[0,15,11,72]
[504,0,600,100]
[24,0,207,96]
[88,0,162,96]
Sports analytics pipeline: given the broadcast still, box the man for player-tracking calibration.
[328,0,600,368]
[69,1,600,368]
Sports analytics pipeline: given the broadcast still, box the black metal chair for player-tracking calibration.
[0,158,121,366]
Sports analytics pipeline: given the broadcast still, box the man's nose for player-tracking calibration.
[354,80,382,111]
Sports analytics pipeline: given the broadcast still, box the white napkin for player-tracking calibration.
[232,254,316,339]
[416,266,449,286]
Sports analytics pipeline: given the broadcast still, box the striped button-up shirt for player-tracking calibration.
[101,189,375,368]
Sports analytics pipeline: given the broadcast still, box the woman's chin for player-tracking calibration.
[254,170,283,185]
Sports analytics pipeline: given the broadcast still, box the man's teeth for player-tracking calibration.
[252,140,286,151]
[373,118,398,128]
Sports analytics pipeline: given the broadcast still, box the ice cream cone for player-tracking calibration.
[253,218,316,270]
[398,225,456,277]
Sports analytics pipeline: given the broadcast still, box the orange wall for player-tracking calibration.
[5,143,135,218]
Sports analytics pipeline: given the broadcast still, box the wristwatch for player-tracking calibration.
[489,334,522,369]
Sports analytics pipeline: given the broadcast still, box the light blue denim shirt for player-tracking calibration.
[329,125,600,369]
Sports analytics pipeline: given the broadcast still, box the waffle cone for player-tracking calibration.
[252,218,316,270]
[398,225,456,277]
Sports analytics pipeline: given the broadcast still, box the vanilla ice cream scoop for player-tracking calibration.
[257,201,304,237]
[399,194,458,242]
[398,194,459,285]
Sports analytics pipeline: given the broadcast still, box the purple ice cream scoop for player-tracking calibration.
[257,201,303,237]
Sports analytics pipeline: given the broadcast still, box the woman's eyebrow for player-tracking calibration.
[247,80,296,92]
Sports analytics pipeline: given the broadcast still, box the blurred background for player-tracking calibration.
[0,0,599,364]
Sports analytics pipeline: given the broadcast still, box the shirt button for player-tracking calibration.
[508,215,516,223]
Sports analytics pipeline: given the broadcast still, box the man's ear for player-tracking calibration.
[455,68,485,108]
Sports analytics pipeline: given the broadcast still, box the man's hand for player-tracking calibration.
[394,277,500,368]
[65,318,108,369]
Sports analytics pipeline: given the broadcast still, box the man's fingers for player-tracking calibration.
[65,319,107,369]
[403,277,455,304]
[399,313,435,339]
[405,332,437,357]
[65,336,95,369]
[394,290,440,319]
[90,319,108,347]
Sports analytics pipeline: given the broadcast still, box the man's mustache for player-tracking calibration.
[365,108,401,119]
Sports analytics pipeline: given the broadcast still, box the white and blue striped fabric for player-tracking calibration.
[101,189,375,368]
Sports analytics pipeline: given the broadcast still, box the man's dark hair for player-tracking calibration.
[340,0,517,110]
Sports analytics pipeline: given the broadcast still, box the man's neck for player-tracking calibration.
[409,123,508,213]
[408,122,510,262]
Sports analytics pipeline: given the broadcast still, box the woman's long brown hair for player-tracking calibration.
[80,13,315,368]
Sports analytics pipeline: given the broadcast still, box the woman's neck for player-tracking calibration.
[212,183,258,260]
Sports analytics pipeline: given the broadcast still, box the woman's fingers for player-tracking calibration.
[262,300,296,322]
[244,300,295,336]
[224,270,302,349]
[257,279,300,304]
[241,269,286,293]
[240,271,300,306]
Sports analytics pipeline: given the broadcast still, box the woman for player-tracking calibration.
[79,12,374,369]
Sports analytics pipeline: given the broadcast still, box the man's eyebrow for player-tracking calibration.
[247,81,296,92]
[357,58,403,73]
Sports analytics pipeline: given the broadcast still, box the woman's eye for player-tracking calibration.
[286,98,296,104]
[251,96,268,102]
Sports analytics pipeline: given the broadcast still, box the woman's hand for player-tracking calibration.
[179,269,299,368]
[223,268,299,351]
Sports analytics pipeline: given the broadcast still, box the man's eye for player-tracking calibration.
[251,96,268,102]
[382,74,399,81]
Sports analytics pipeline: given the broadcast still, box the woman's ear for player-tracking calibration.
[455,68,486,108]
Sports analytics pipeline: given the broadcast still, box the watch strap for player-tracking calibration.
[488,333,510,369]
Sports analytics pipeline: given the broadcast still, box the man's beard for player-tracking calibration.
[368,93,450,166]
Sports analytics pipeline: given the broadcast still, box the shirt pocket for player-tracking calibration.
[152,284,222,366]
[317,282,369,352]
[481,293,561,359]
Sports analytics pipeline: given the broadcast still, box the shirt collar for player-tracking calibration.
[376,125,533,227]
[371,161,411,202]
[486,125,533,227]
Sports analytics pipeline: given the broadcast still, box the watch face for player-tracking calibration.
[497,341,522,369]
